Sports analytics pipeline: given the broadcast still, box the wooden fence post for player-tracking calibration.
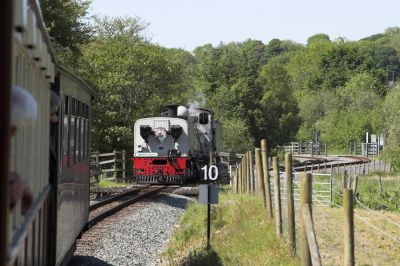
[352,176,358,198]
[122,150,126,182]
[255,149,266,201]
[285,153,296,257]
[113,150,117,180]
[243,152,249,193]
[240,158,243,194]
[232,165,239,194]
[261,140,273,219]
[95,152,100,180]
[273,157,282,238]
[301,172,312,266]
[243,155,247,194]
[238,161,242,194]
[342,171,347,189]
[302,205,322,266]
[330,174,333,207]
[343,189,355,266]
[240,162,244,194]
[234,164,239,193]
[249,151,255,194]
[243,152,247,194]
[247,152,251,194]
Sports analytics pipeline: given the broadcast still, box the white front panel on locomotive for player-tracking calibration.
[134,117,189,157]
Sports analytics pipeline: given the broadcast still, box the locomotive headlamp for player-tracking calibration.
[140,125,153,142]
[170,125,182,140]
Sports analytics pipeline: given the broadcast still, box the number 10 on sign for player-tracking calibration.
[201,165,218,181]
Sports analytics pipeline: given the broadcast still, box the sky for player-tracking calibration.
[89,0,400,51]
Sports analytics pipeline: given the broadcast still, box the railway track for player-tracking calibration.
[86,185,168,230]
[71,192,190,265]
[292,155,371,172]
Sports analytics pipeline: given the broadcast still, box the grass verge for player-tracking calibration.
[97,179,127,188]
[161,192,299,266]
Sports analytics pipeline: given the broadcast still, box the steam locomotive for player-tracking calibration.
[132,105,223,184]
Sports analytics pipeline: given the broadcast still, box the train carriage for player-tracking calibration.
[1,1,95,265]
[54,66,94,265]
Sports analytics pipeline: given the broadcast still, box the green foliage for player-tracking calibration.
[307,33,331,45]
[221,119,255,153]
[42,0,400,162]
[79,17,194,151]
[332,174,400,212]
[41,0,92,66]
[254,61,300,146]
[98,179,127,187]
[381,84,400,168]
[196,40,301,149]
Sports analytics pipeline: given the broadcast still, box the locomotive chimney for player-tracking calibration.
[166,104,178,117]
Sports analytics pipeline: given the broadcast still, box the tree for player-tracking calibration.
[307,33,330,46]
[263,39,303,63]
[254,61,300,146]
[41,0,92,61]
[381,84,400,169]
[316,73,382,148]
[222,119,255,153]
[296,90,335,140]
[80,17,192,151]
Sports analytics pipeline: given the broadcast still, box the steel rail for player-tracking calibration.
[86,186,166,230]
[89,185,151,211]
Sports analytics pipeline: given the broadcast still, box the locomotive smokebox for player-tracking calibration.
[166,104,178,117]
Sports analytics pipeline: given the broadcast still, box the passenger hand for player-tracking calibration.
[9,172,33,214]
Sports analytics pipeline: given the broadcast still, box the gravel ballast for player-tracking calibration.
[69,194,191,266]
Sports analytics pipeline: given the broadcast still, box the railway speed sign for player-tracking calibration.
[201,165,218,181]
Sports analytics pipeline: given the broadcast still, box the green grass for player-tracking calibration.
[162,192,299,266]
[97,179,127,188]
[330,173,400,211]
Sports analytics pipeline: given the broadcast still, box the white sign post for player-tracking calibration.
[198,165,219,250]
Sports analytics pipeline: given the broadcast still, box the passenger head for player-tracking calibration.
[50,91,59,124]
[11,85,38,136]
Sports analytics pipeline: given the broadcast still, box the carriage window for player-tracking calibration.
[83,104,88,159]
[70,98,76,165]
[62,95,70,169]
[75,100,81,162]
[80,116,84,161]
[86,105,91,159]
[64,96,69,114]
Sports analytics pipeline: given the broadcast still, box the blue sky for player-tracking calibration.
[89,0,400,51]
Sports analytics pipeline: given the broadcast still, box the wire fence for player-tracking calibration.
[314,177,400,265]
[233,144,400,265]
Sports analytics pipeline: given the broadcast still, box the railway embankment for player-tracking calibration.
[160,192,299,265]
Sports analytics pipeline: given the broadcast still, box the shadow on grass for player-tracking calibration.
[182,247,223,266]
